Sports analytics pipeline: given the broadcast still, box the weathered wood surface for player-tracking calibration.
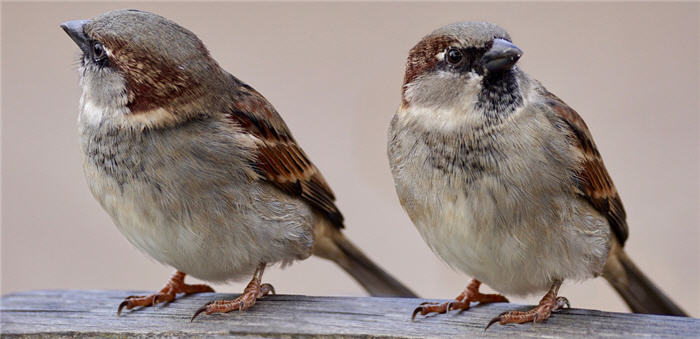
[1,290,697,338]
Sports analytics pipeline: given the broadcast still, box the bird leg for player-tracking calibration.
[117,271,214,315]
[485,281,569,330]
[412,279,509,321]
[191,263,274,321]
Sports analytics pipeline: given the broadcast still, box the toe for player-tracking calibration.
[184,284,215,295]
[116,295,155,316]
[411,301,450,321]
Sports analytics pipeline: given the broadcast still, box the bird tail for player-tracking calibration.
[312,218,417,298]
[603,242,687,316]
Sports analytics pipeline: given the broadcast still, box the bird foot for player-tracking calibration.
[117,271,214,316]
[412,279,508,321]
[191,276,275,321]
[486,296,569,330]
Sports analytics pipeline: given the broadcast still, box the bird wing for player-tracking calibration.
[543,90,628,245]
[227,82,344,228]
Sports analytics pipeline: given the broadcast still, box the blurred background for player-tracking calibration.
[2,2,698,316]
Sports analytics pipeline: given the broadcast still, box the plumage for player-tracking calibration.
[543,91,628,244]
[388,21,686,327]
[62,9,415,320]
[227,84,344,227]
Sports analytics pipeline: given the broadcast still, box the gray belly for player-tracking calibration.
[80,119,313,282]
[388,113,611,295]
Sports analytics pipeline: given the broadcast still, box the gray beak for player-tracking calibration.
[481,38,522,73]
[60,20,90,54]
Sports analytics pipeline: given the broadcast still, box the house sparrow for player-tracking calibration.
[61,9,416,321]
[387,22,687,328]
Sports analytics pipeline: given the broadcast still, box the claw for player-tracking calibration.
[262,283,276,295]
[485,313,504,331]
[412,280,509,323]
[411,306,424,322]
[484,282,565,329]
[117,271,214,317]
[117,300,129,316]
[192,264,272,320]
[555,296,570,310]
[191,302,211,322]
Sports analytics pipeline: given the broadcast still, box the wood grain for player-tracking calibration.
[1,290,697,338]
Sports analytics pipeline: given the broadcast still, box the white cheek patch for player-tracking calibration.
[401,71,486,131]
[79,95,177,130]
[79,95,131,127]
[78,65,162,129]
[79,97,106,126]
[76,58,178,130]
[400,105,477,131]
[125,107,177,128]
[78,73,130,128]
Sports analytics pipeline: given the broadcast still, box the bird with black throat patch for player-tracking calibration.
[387,21,687,328]
[61,9,416,321]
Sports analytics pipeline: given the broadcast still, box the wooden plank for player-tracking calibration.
[1,290,697,338]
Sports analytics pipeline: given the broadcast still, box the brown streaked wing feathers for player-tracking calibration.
[544,90,628,245]
[228,85,344,228]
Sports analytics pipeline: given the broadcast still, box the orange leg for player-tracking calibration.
[117,271,214,316]
[485,281,569,330]
[191,263,274,321]
[412,279,509,321]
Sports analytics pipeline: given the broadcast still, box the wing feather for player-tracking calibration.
[543,90,628,245]
[227,82,344,227]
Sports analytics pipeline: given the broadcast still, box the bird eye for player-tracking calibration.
[92,42,106,61]
[445,48,463,65]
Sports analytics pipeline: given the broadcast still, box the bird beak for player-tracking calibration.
[60,20,90,54]
[481,38,522,73]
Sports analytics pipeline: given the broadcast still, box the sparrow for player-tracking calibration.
[387,22,688,328]
[61,9,416,320]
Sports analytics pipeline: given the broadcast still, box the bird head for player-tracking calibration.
[401,22,524,119]
[61,9,226,129]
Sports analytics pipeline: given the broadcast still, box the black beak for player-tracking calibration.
[60,20,90,54]
[481,38,522,73]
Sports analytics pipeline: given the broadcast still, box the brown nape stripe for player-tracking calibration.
[97,37,208,114]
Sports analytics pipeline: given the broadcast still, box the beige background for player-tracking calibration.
[2,2,698,316]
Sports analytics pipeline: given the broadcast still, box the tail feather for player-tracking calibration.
[603,243,687,316]
[312,217,417,297]
[331,232,417,297]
